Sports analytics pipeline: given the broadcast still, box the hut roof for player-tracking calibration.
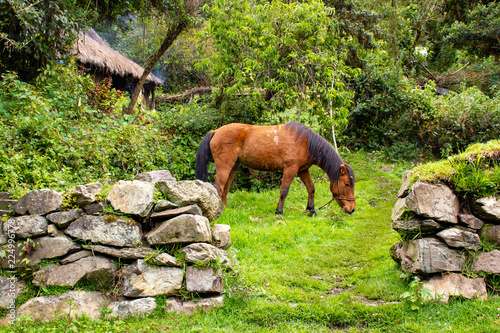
[75,29,163,87]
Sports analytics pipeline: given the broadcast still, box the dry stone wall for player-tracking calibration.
[391,171,500,302]
[0,170,231,325]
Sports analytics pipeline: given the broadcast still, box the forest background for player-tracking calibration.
[0,0,499,199]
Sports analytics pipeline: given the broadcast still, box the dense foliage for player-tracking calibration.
[443,1,500,63]
[0,64,174,197]
[345,72,500,160]
[1,0,500,194]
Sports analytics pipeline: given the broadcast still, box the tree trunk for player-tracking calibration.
[391,0,398,67]
[125,18,189,115]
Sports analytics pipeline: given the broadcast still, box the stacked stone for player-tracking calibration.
[0,170,232,323]
[391,171,500,302]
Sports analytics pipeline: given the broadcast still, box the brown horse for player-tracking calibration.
[196,122,355,215]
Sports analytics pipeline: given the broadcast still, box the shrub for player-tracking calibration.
[423,85,500,157]
[0,63,173,197]
[345,72,500,161]
[345,72,436,160]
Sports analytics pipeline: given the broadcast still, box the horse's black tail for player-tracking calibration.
[195,131,215,181]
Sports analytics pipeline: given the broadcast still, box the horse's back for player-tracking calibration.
[210,123,308,171]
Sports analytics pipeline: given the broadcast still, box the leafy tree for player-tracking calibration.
[0,0,81,80]
[444,2,500,64]
[203,0,358,130]
[96,9,214,93]
[125,0,205,114]
[323,0,379,69]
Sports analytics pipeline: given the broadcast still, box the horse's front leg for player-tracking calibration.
[276,166,299,215]
[298,169,316,217]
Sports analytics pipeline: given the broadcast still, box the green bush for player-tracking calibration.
[0,63,173,197]
[345,72,500,161]
[424,85,500,157]
[345,72,436,160]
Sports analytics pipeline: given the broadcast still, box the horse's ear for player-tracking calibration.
[340,164,347,175]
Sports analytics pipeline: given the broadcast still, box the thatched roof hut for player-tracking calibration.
[75,29,163,92]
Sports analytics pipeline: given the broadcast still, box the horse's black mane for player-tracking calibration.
[284,122,355,185]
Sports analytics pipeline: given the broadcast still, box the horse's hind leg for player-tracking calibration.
[276,166,299,215]
[298,169,316,217]
[221,161,240,204]
[214,159,239,206]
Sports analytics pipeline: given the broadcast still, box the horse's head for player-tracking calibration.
[330,164,355,214]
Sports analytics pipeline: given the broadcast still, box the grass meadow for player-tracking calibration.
[4,151,500,332]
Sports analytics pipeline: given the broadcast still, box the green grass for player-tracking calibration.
[4,151,500,332]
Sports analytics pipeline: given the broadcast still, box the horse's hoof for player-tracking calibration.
[275,210,283,216]
[309,211,317,217]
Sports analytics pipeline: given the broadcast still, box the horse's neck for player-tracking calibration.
[316,153,342,183]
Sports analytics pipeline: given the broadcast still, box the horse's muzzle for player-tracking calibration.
[344,207,355,214]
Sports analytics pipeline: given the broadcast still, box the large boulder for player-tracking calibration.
[436,228,482,250]
[421,273,487,303]
[68,183,103,208]
[405,182,460,224]
[186,266,223,293]
[12,189,64,216]
[32,256,118,287]
[156,180,224,221]
[458,214,484,230]
[46,209,84,228]
[165,295,224,316]
[151,253,179,267]
[400,238,464,274]
[3,215,48,239]
[480,225,500,247]
[182,243,232,269]
[13,291,108,322]
[146,214,212,245]
[65,215,142,247]
[106,297,157,320]
[473,196,500,223]
[473,250,500,274]
[121,259,183,297]
[106,180,155,217]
